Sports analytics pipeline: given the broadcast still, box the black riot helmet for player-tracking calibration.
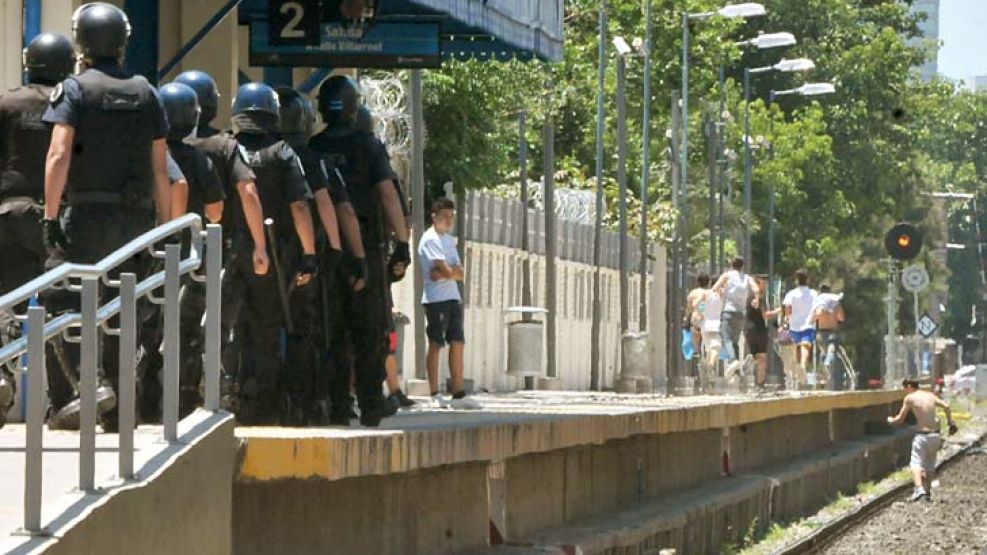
[71,3,131,62]
[174,70,219,124]
[232,82,280,134]
[275,87,315,137]
[160,82,200,139]
[317,75,361,131]
[23,33,75,85]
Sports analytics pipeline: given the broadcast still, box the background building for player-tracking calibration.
[911,0,941,81]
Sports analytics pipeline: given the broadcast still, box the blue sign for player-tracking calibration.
[250,20,440,68]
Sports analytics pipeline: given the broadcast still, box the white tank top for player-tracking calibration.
[723,270,749,313]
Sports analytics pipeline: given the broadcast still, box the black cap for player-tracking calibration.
[23,33,75,84]
[72,3,131,61]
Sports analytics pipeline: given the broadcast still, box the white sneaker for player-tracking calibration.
[429,394,449,409]
[449,395,481,410]
[910,487,928,502]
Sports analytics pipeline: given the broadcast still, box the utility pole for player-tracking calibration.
[617,52,629,333]
[638,0,653,330]
[519,111,531,313]
[543,72,557,380]
[885,260,900,388]
[669,90,682,393]
[590,0,607,391]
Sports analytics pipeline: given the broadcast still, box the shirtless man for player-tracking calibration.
[685,274,711,356]
[813,284,846,389]
[887,379,958,501]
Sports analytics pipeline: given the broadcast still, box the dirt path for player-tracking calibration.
[823,448,987,554]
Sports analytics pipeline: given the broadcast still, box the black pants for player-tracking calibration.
[0,198,52,408]
[327,250,389,421]
[221,238,309,425]
[41,203,154,423]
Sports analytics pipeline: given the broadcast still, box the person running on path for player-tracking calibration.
[685,273,711,358]
[712,258,759,375]
[813,283,846,389]
[783,269,817,388]
[887,379,957,501]
[698,281,723,389]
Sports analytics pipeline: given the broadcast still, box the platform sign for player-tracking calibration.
[917,313,939,338]
[252,0,440,68]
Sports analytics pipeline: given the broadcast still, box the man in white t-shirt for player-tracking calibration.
[417,197,479,409]
[783,268,818,388]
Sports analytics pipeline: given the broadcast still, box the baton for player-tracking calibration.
[264,218,294,334]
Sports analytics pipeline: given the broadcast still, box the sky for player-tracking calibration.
[937,0,987,82]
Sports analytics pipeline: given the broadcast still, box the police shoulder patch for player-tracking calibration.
[49,83,64,104]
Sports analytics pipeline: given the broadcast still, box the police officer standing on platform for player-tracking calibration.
[160,82,225,417]
[226,82,317,424]
[277,87,368,424]
[310,76,410,427]
[0,33,76,428]
[175,70,268,410]
[42,3,173,431]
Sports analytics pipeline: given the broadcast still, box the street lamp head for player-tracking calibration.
[718,3,767,18]
[612,36,632,56]
[796,82,836,96]
[774,58,815,73]
[750,32,796,50]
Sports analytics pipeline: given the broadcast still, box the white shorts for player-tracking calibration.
[910,432,942,473]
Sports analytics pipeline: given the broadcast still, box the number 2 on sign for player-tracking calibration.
[280,1,305,39]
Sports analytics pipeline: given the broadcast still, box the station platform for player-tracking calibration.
[1,390,905,555]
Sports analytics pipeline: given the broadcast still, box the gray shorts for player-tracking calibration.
[910,432,942,473]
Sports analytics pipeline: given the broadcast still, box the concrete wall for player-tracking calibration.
[234,463,490,555]
[32,413,236,555]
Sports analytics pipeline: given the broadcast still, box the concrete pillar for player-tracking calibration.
[41,0,84,38]
[0,0,23,91]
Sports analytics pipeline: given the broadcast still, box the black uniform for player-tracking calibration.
[42,62,168,426]
[0,84,51,322]
[172,141,224,416]
[283,135,351,424]
[309,128,395,424]
[224,132,311,424]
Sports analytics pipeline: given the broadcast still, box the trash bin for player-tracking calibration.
[504,307,548,378]
[619,332,650,393]
[391,311,410,374]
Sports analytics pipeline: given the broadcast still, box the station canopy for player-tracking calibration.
[240,0,564,68]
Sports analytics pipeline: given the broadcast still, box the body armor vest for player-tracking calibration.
[239,136,296,244]
[0,85,52,200]
[312,130,384,250]
[66,69,156,205]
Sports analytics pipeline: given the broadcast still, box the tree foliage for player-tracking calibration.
[418,0,985,377]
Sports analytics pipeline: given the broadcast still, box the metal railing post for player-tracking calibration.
[163,243,181,441]
[203,225,222,411]
[118,273,137,479]
[23,305,46,532]
[79,276,98,491]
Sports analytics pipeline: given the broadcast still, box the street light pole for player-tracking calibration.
[743,67,752,265]
[639,0,653,330]
[590,0,607,391]
[617,52,629,333]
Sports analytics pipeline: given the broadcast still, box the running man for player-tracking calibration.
[887,379,958,502]
[813,284,846,389]
[783,269,817,389]
[712,257,759,374]
[685,273,711,358]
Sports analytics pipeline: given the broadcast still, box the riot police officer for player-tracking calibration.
[226,82,317,424]
[177,70,268,410]
[309,76,410,427]
[159,82,225,417]
[42,3,172,431]
[0,32,75,428]
[173,70,222,139]
[277,87,369,424]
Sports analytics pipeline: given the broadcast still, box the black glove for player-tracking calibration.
[323,248,343,274]
[42,218,68,254]
[298,254,319,278]
[347,257,368,283]
[388,241,410,282]
[948,422,958,436]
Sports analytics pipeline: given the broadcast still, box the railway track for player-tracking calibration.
[775,431,987,555]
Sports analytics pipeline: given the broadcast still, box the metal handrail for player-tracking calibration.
[6,214,223,535]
